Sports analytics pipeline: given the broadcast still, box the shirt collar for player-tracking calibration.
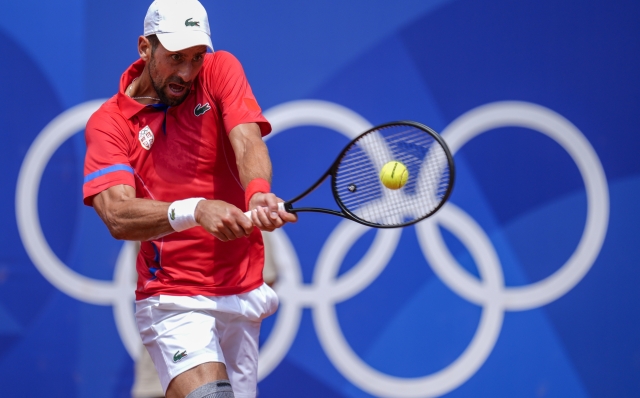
[116,59,149,119]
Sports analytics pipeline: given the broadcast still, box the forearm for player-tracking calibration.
[228,123,298,229]
[99,197,173,241]
[230,123,272,187]
[92,184,174,241]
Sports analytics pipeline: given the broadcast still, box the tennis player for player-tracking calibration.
[82,0,296,397]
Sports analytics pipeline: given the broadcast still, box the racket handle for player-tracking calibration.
[244,202,286,219]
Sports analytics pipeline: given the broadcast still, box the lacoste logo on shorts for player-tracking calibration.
[138,126,154,150]
[173,350,188,362]
[194,103,211,117]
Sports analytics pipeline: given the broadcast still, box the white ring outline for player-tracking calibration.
[314,205,504,398]
[258,100,381,378]
[430,101,609,310]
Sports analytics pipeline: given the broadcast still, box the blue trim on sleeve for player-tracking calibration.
[84,164,134,183]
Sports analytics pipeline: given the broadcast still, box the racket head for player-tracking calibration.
[329,121,455,228]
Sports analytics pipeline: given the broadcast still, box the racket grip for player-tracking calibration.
[244,202,286,219]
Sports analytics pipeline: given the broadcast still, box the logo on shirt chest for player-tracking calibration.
[194,103,211,117]
[138,125,154,150]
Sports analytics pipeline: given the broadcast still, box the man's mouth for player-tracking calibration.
[167,83,187,96]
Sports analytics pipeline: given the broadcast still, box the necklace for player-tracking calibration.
[131,96,162,101]
[127,78,161,102]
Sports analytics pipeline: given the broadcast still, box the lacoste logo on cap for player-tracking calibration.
[173,350,188,362]
[194,103,211,116]
[185,18,200,27]
[138,126,154,150]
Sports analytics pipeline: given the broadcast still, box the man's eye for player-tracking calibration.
[171,54,181,61]
[193,55,203,62]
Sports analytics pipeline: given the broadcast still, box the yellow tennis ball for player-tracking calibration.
[380,161,409,190]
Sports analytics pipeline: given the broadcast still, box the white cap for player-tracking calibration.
[143,0,213,52]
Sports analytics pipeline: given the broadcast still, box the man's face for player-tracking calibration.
[148,42,207,107]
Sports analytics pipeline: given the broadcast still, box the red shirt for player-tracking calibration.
[83,51,271,300]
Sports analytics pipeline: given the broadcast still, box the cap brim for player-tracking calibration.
[156,31,213,52]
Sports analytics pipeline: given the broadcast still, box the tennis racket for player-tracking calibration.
[245,121,455,228]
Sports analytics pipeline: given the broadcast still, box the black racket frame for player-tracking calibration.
[282,121,456,228]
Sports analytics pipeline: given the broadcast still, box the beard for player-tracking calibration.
[148,56,192,107]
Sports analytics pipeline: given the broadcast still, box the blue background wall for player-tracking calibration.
[1,1,639,397]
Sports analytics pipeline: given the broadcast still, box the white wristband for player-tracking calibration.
[168,198,205,232]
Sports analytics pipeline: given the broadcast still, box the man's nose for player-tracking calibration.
[176,63,194,82]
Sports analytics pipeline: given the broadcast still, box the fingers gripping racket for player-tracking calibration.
[245,121,455,228]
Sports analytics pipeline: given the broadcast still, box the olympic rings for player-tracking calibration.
[16,99,608,397]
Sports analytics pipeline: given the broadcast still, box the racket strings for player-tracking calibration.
[334,124,452,226]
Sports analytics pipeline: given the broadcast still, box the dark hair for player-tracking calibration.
[146,34,160,54]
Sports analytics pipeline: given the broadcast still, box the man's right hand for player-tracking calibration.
[194,200,254,241]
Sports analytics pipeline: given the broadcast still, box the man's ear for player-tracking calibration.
[138,36,151,62]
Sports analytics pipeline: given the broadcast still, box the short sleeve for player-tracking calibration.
[202,52,271,136]
[83,108,135,206]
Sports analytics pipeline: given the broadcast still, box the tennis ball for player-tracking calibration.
[380,161,409,190]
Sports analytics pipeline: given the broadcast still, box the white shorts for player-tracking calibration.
[135,283,279,398]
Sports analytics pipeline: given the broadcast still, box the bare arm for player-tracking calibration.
[228,123,273,186]
[92,184,253,242]
[228,123,297,230]
[92,184,171,241]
